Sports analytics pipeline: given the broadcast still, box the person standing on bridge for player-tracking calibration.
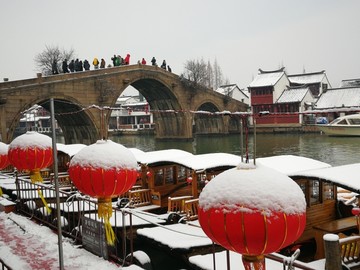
[52,60,59,75]
[84,59,90,70]
[151,57,157,66]
[161,60,166,69]
[100,58,106,68]
[124,54,130,65]
[141,58,146,65]
[69,60,75,72]
[62,59,69,73]
[167,65,172,72]
[93,57,99,69]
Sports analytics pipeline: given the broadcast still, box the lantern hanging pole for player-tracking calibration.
[240,118,243,163]
[50,98,64,270]
[253,118,256,166]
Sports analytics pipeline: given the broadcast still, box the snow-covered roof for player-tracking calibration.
[56,143,87,157]
[290,163,360,193]
[315,87,360,109]
[177,153,242,171]
[215,84,248,97]
[256,155,331,175]
[288,71,326,85]
[276,87,309,103]
[249,70,285,88]
[129,148,242,171]
[131,149,194,165]
[340,78,360,88]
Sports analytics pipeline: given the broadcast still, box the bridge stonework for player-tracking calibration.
[0,65,247,144]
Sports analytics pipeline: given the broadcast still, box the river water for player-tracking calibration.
[110,133,360,167]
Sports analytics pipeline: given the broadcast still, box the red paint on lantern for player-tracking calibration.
[0,153,9,170]
[198,206,306,256]
[352,207,360,216]
[186,177,193,185]
[8,147,53,172]
[68,165,138,198]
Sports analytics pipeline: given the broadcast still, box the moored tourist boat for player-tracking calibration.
[316,113,360,136]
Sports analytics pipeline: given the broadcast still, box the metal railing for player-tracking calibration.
[11,173,320,269]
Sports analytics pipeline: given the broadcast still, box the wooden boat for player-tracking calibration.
[316,113,360,136]
[258,157,360,261]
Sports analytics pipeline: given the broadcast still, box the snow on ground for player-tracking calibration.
[0,212,143,270]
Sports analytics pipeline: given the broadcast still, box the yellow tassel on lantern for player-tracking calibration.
[37,188,52,214]
[30,169,43,183]
[0,187,3,197]
[98,197,116,246]
[242,255,265,270]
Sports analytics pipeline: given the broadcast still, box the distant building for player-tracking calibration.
[109,95,154,131]
[247,67,324,126]
[215,84,250,106]
[314,87,360,122]
[288,70,331,97]
[339,78,360,88]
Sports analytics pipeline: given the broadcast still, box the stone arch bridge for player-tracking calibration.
[0,65,248,144]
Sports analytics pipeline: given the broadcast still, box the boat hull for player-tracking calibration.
[317,125,360,136]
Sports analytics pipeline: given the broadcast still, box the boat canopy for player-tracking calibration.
[56,143,87,157]
[256,155,332,175]
[290,163,360,193]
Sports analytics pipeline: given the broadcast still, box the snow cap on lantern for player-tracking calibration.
[0,142,9,170]
[68,139,138,198]
[198,162,306,268]
[8,131,53,182]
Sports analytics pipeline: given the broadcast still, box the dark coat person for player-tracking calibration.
[151,57,157,66]
[52,60,59,75]
[100,58,106,68]
[84,60,90,70]
[62,59,69,73]
[69,60,75,72]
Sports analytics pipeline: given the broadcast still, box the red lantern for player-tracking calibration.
[186,176,193,185]
[198,163,306,269]
[68,140,138,245]
[0,142,9,170]
[352,207,360,233]
[8,132,53,182]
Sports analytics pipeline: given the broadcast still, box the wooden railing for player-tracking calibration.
[128,188,161,210]
[339,234,360,266]
[184,198,199,221]
[167,195,193,214]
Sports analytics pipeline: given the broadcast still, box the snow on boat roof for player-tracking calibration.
[131,149,194,165]
[291,163,360,193]
[56,143,87,157]
[178,153,242,171]
[256,155,331,175]
[129,148,242,171]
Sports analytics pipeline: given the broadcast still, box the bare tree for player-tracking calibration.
[182,58,229,90]
[34,45,75,75]
[182,58,209,86]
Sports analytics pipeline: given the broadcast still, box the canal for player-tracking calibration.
[110,133,360,166]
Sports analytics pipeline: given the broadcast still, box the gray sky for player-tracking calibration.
[1,0,359,89]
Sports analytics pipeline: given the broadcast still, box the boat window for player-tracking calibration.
[337,119,348,125]
[310,180,320,205]
[296,180,310,206]
[165,167,174,184]
[154,169,164,186]
[178,166,188,183]
[323,182,334,200]
[349,118,360,125]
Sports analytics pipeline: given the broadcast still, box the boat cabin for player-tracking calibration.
[130,149,242,209]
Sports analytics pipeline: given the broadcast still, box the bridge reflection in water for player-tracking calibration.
[110,133,360,167]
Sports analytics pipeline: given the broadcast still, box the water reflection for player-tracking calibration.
[110,133,360,166]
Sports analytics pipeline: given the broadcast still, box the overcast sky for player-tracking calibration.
[1,0,359,90]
